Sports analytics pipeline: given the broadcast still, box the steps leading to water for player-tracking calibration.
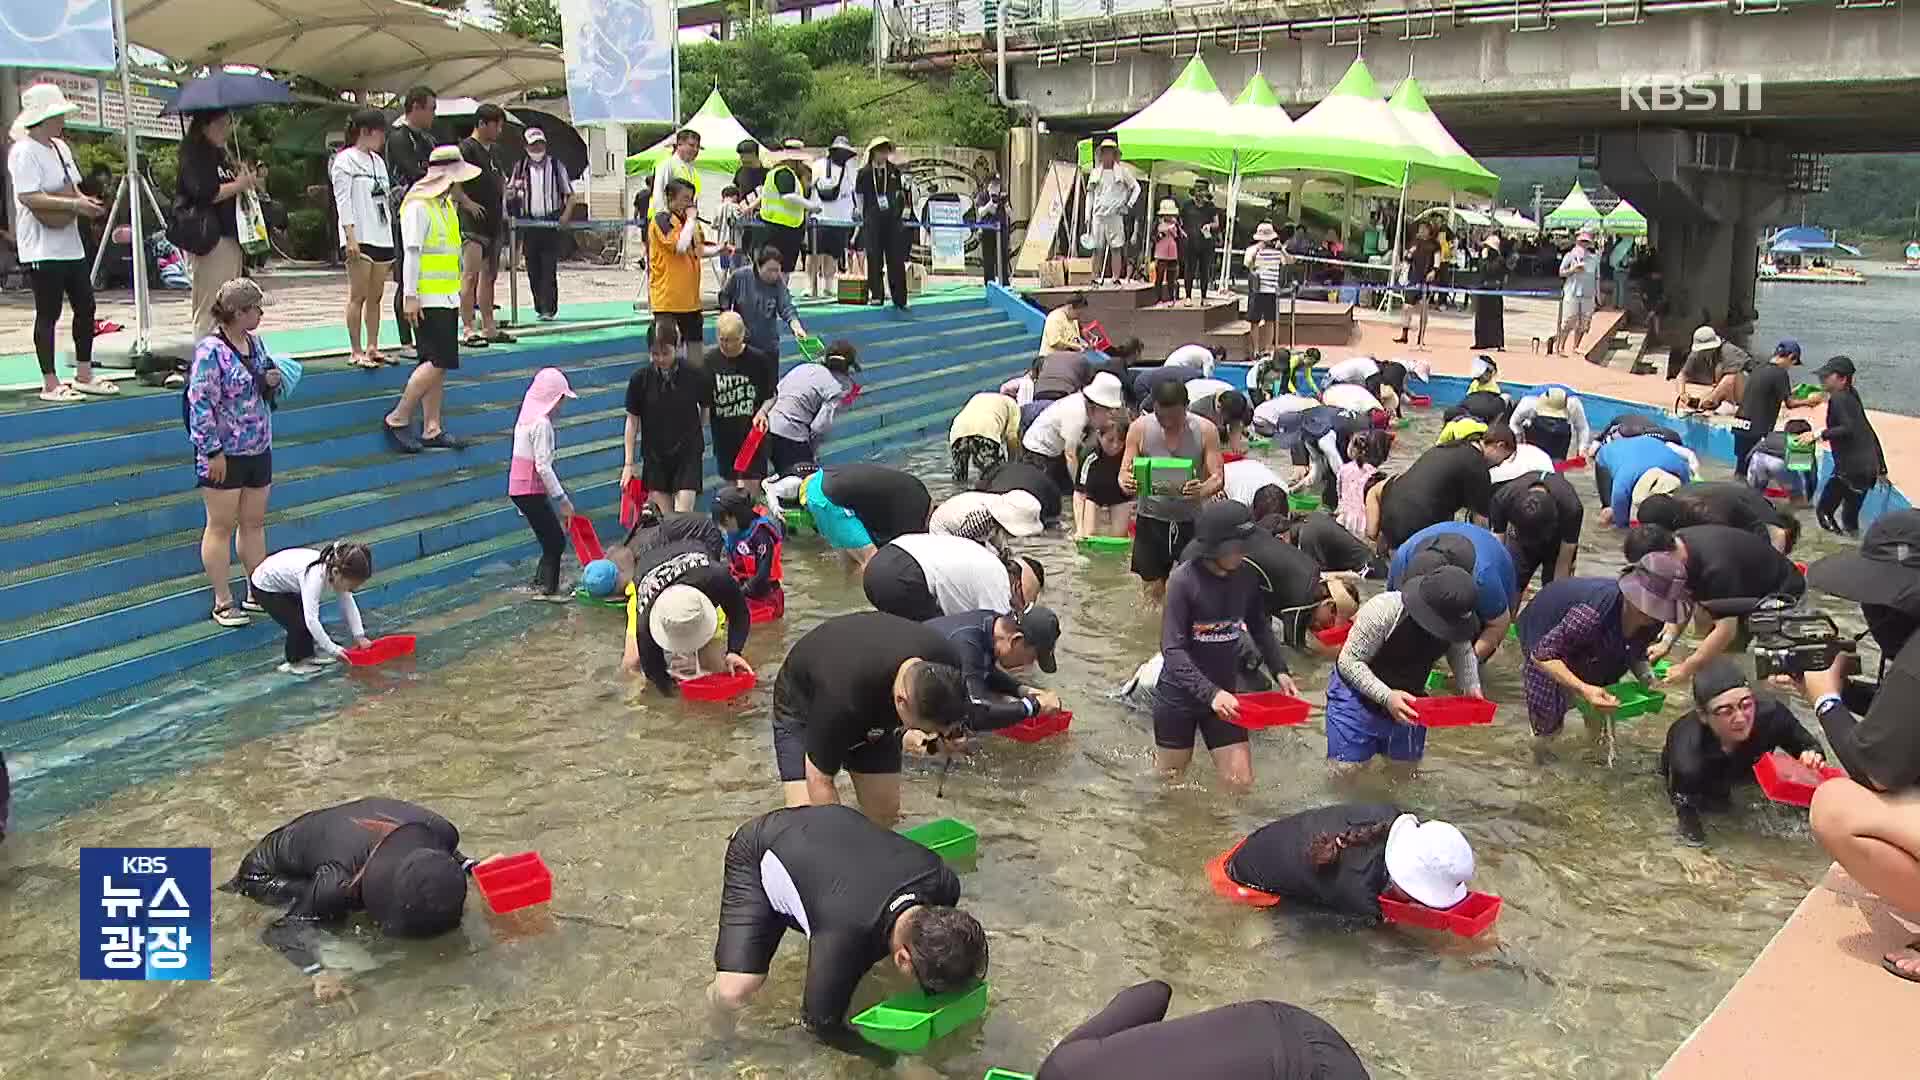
[0,294,1033,725]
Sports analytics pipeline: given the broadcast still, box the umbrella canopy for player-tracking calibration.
[1386,77,1498,198]
[1242,59,1434,186]
[1074,57,1237,173]
[161,72,291,116]
[1544,183,1605,229]
[625,89,766,177]
[1603,197,1648,236]
[1768,225,1861,255]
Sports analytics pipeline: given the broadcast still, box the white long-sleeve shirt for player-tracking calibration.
[509,417,566,499]
[1509,392,1591,454]
[330,147,391,246]
[250,548,367,658]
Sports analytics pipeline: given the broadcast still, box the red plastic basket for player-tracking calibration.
[679,672,757,702]
[1406,393,1433,407]
[1379,890,1502,937]
[1766,486,1791,499]
[1207,838,1281,908]
[1793,560,1808,576]
[1221,451,1246,464]
[1753,751,1847,808]
[568,515,604,564]
[1411,696,1496,727]
[1000,710,1072,743]
[840,382,863,407]
[1315,622,1352,647]
[620,477,649,529]
[1554,455,1588,472]
[746,592,785,624]
[1232,692,1312,729]
[473,851,553,914]
[343,634,416,667]
[732,427,769,474]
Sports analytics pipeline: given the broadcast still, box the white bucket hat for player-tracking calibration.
[12,83,77,140]
[1536,386,1571,418]
[1383,813,1474,909]
[649,584,718,656]
[1690,325,1723,352]
[988,490,1044,538]
[1253,222,1278,242]
[1084,371,1124,410]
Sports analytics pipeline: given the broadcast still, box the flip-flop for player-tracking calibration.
[463,334,491,348]
[38,386,85,402]
[487,331,517,344]
[349,355,382,370]
[68,378,120,396]
[1881,940,1920,983]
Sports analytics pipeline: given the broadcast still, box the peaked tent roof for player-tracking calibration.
[1544,183,1605,228]
[626,89,765,176]
[1386,77,1499,198]
[1241,59,1435,186]
[1219,72,1294,139]
[1074,57,1238,173]
[1603,197,1648,235]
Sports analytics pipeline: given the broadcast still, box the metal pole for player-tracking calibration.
[1389,166,1409,315]
[508,219,520,325]
[672,0,682,117]
[112,0,150,354]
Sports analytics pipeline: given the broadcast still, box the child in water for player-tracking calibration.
[508,367,580,600]
[712,487,785,617]
[248,542,376,674]
[1074,415,1134,538]
[1334,430,1393,538]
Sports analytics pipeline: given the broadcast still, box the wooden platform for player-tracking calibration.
[1023,287,1354,359]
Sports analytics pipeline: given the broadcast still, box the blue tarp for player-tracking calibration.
[1769,226,1862,256]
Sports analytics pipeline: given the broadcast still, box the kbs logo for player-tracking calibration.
[1619,75,1764,113]
[80,847,212,980]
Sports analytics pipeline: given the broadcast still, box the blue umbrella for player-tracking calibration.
[160,72,292,116]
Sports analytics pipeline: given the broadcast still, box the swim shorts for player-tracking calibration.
[802,469,873,551]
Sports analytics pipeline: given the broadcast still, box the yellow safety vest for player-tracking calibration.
[759,166,804,228]
[415,195,462,298]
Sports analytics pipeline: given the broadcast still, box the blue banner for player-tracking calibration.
[0,0,116,72]
[559,0,675,125]
[80,847,212,981]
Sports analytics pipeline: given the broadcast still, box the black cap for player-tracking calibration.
[1809,509,1920,617]
[1691,655,1750,710]
[357,823,468,938]
[1013,605,1062,673]
[712,486,756,521]
[1186,500,1255,560]
[1406,533,1476,580]
[1401,565,1482,643]
[1814,355,1856,378]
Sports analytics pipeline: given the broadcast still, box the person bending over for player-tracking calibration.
[863,533,1045,621]
[1487,470,1582,591]
[1518,553,1688,746]
[1222,804,1476,921]
[1373,435,1502,550]
[1035,979,1370,1080]
[709,805,987,1052]
[928,606,1064,725]
[801,462,933,570]
[1636,480,1801,555]
[1663,658,1823,844]
[620,539,754,692]
[1326,566,1482,775]
[1625,523,1804,685]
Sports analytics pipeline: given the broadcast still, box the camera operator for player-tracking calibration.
[1784,511,1920,981]
[1624,523,1804,685]
[1662,657,1823,844]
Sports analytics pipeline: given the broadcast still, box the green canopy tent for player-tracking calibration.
[1385,76,1499,200]
[1603,197,1648,236]
[1074,56,1237,172]
[624,88,765,178]
[1211,72,1297,288]
[1544,182,1606,230]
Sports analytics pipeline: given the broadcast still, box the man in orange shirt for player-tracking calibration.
[648,177,720,361]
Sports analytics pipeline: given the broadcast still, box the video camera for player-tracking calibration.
[1749,595,1857,679]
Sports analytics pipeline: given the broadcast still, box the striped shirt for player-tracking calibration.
[1248,243,1289,294]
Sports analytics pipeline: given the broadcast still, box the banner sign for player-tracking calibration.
[558,0,675,125]
[926,196,966,271]
[0,0,115,72]
[80,847,212,981]
[24,70,184,141]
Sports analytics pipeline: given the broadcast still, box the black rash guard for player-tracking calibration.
[1225,802,1399,918]
[1036,980,1371,1080]
[822,464,933,547]
[774,612,966,776]
[630,540,752,693]
[1675,525,1803,617]
[924,609,1044,730]
[1661,698,1819,812]
[1160,557,1290,697]
[220,798,468,969]
[979,459,1064,523]
[1236,528,1326,649]
[716,805,961,1038]
[625,510,727,559]
[1291,512,1373,574]
[1377,443,1493,547]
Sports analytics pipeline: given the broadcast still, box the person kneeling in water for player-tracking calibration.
[249,542,376,675]
[708,804,988,1054]
[222,797,496,1000]
[1662,657,1824,844]
[712,487,785,615]
[1221,803,1476,921]
[1035,979,1370,1079]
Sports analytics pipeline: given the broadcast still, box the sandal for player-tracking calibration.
[211,604,251,628]
[37,386,85,403]
[349,354,382,370]
[486,330,517,344]
[463,333,491,348]
[68,378,120,396]
[1882,940,1920,983]
[366,350,392,365]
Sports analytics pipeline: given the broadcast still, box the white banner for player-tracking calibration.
[558,0,675,125]
[25,70,184,141]
[0,0,114,71]
[927,197,966,272]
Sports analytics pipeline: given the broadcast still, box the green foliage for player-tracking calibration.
[1804,155,1920,240]
[783,10,873,67]
[799,65,1007,149]
[933,68,1013,150]
[285,208,332,261]
[792,98,854,146]
[679,26,815,138]
[494,0,563,46]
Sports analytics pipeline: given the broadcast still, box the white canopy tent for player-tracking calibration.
[126,0,567,102]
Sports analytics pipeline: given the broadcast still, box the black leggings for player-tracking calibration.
[1184,243,1214,300]
[256,589,314,663]
[29,258,96,376]
[512,493,566,594]
[1818,473,1871,532]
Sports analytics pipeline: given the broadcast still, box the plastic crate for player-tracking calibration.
[1753,751,1847,808]
[1076,535,1132,554]
[1411,696,1496,727]
[1407,393,1433,407]
[746,592,785,624]
[1379,890,1502,937]
[343,635,416,667]
[1206,837,1281,908]
[850,982,990,1053]
[781,507,812,534]
[574,587,626,610]
[1314,622,1351,647]
[473,851,553,914]
[678,672,756,702]
[1576,679,1666,722]
[1554,455,1587,472]
[999,710,1071,743]
[983,1071,1034,1080]
[796,334,827,362]
[902,818,978,860]
[1132,456,1193,499]
[567,515,604,564]
[1287,491,1321,512]
[1232,692,1311,729]
[732,426,768,473]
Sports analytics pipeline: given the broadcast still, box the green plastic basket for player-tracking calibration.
[902,818,978,860]
[1425,669,1448,693]
[1247,436,1273,450]
[1790,383,1816,400]
[850,982,990,1053]
[984,1071,1035,1080]
[797,335,827,363]
[1077,535,1132,554]
[1132,456,1193,498]
[1578,678,1667,722]
[781,508,812,534]
[1288,491,1321,513]
[573,587,626,610]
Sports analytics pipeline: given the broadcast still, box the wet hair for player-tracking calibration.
[1624,522,1679,563]
[647,318,681,353]
[1308,821,1394,870]
[348,108,387,140]
[1109,337,1144,363]
[1512,488,1560,537]
[1010,554,1046,596]
[1635,493,1679,530]
[403,86,436,112]
[664,177,696,201]
[1484,423,1517,450]
[906,907,989,993]
[310,541,374,584]
[823,340,860,374]
[905,661,969,723]
[1215,390,1251,427]
[1153,378,1190,410]
[1250,484,1288,522]
[756,245,784,268]
[475,103,506,127]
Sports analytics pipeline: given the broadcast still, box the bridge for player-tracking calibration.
[881,0,1919,347]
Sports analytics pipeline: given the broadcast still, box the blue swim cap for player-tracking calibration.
[582,559,619,597]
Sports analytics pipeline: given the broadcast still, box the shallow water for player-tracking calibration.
[0,418,1861,1080]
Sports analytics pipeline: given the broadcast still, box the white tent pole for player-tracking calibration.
[1389,166,1409,307]
[672,0,682,119]
[1218,151,1237,293]
[112,0,150,353]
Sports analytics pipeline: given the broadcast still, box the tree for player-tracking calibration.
[495,0,563,47]
[679,26,814,138]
